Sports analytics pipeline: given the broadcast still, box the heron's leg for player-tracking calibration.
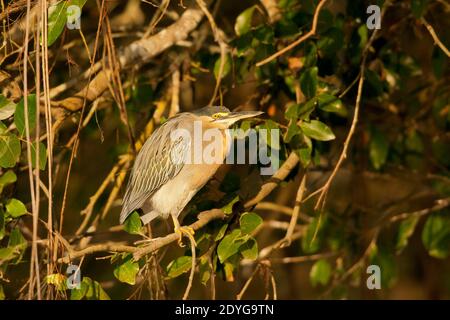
[171,215,196,247]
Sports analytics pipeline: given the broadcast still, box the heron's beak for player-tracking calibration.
[213,110,264,126]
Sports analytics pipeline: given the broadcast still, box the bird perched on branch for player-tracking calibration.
[120,106,263,245]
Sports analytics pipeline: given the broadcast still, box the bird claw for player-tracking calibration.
[175,226,196,248]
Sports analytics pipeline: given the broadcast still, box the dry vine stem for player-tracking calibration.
[255,0,327,67]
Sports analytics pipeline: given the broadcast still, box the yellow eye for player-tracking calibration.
[212,112,228,119]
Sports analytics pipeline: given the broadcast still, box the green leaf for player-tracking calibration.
[113,254,140,285]
[302,216,326,254]
[123,211,143,235]
[422,213,450,259]
[285,122,301,143]
[300,120,335,141]
[0,170,17,195]
[30,141,47,170]
[294,135,313,168]
[300,67,318,99]
[166,256,192,279]
[240,212,263,234]
[0,95,16,120]
[47,0,88,46]
[370,247,397,288]
[310,259,332,287]
[214,54,231,80]
[258,120,280,149]
[370,128,389,170]
[8,227,27,264]
[199,255,211,286]
[234,6,256,36]
[396,215,420,254]
[46,274,68,291]
[290,98,317,121]
[221,195,239,215]
[0,124,21,168]
[70,278,89,300]
[0,170,17,187]
[47,1,68,46]
[86,278,110,300]
[215,223,229,241]
[0,284,4,300]
[0,247,17,262]
[0,210,4,241]
[14,94,36,137]
[6,198,27,218]
[217,229,247,263]
[71,277,110,300]
[317,93,347,117]
[240,237,258,260]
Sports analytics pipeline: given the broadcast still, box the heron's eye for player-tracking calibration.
[212,112,228,119]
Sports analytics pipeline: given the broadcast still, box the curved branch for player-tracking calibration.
[58,209,225,263]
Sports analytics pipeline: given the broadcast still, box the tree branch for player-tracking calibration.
[58,209,225,263]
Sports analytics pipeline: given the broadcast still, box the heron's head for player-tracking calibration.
[193,106,263,128]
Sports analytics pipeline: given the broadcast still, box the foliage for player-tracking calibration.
[0,0,449,300]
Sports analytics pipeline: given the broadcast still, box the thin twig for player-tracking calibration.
[182,235,196,300]
[255,0,327,67]
[422,18,450,58]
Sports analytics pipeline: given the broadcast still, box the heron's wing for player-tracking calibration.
[120,116,190,224]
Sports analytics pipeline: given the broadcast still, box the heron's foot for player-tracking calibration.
[175,226,196,248]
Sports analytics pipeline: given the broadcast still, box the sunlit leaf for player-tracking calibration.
[123,211,143,235]
[166,256,192,279]
[317,93,347,117]
[422,213,450,259]
[113,254,140,285]
[6,198,27,218]
[217,229,247,263]
[0,95,16,120]
[240,237,258,260]
[310,259,332,287]
[300,120,335,141]
[214,54,231,79]
[240,212,263,234]
[234,6,256,36]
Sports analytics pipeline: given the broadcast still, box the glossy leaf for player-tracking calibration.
[113,254,140,285]
[217,229,247,263]
[6,198,27,218]
[240,212,263,234]
[300,67,318,99]
[317,93,347,117]
[234,6,256,36]
[300,120,335,141]
[123,211,143,235]
[166,256,192,279]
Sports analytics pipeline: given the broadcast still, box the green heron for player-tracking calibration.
[120,106,263,245]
